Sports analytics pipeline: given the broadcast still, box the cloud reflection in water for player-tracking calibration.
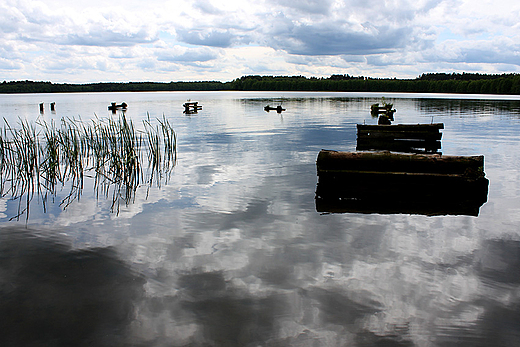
[0,227,145,346]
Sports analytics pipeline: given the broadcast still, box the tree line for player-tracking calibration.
[0,80,225,93]
[2,73,520,95]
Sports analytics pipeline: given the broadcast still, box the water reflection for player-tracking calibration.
[178,271,287,345]
[1,93,520,346]
[417,98,520,117]
[435,239,520,346]
[0,227,145,346]
[0,114,176,220]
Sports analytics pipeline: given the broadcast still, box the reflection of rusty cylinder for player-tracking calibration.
[39,103,44,113]
[50,102,55,111]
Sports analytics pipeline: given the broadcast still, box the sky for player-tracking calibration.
[1,0,519,83]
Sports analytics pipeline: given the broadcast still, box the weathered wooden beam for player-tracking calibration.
[356,139,441,153]
[358,123,444,131]
[317,150,484,177]
[356,124,444,152]
[357,130,443,141]
[315,150,489,216]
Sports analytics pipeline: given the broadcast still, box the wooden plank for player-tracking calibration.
[356,138,442,147]
[357,130,443,141]
[357,123,444,131]
[316,150,484,177]
[356,140,441,152]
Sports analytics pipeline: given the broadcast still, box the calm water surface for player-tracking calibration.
[1,91,520,346]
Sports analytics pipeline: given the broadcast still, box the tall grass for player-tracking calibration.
[0,114,177,220]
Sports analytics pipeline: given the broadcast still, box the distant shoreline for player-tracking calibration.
[2,73,520,95]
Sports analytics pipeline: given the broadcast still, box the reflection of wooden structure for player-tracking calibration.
[370,104,395,115]
[264,105,286,113]
[371,103,395,116]
[371,103,395,124]
[357,123,443,153]
[108,102,127,112]
[183,101,202,114]
[315,150,489,216]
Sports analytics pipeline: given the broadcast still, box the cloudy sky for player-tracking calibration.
[1,0,519,83]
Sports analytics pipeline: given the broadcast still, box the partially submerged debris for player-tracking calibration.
[315,150,489,216]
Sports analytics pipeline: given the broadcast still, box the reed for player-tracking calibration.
[0,114,177,220]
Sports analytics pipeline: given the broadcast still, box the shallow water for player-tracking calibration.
[1,91,520,346]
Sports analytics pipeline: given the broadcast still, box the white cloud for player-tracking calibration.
[1,0,519,82]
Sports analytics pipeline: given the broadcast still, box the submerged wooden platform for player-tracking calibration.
[315,150,489,216]
[357,123,443,153]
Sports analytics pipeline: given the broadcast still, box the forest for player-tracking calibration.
[1,73,520,95]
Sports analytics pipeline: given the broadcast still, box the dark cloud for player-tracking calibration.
[0,227,145,347]
[62,29,157,47]
[460,47,520,66]
[269,22,411,55]
[176,28,235,48]
[274,0,335,15]
[192,0,223,15]
[420,41,520,66]
[157,47,219,63]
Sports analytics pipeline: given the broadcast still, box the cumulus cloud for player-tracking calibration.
[1,0,519,82]
[2,1,158,48]
[157,47,220,63]
[176,29,235,48]
[269,22,412,55]
[61,29,157,47]
[192,0,224,15]
[423,39,520,66]
[273,0,335,15]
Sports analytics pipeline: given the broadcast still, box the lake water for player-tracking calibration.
[1,91,520,346]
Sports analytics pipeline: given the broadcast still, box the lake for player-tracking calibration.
[1,91,520,346]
